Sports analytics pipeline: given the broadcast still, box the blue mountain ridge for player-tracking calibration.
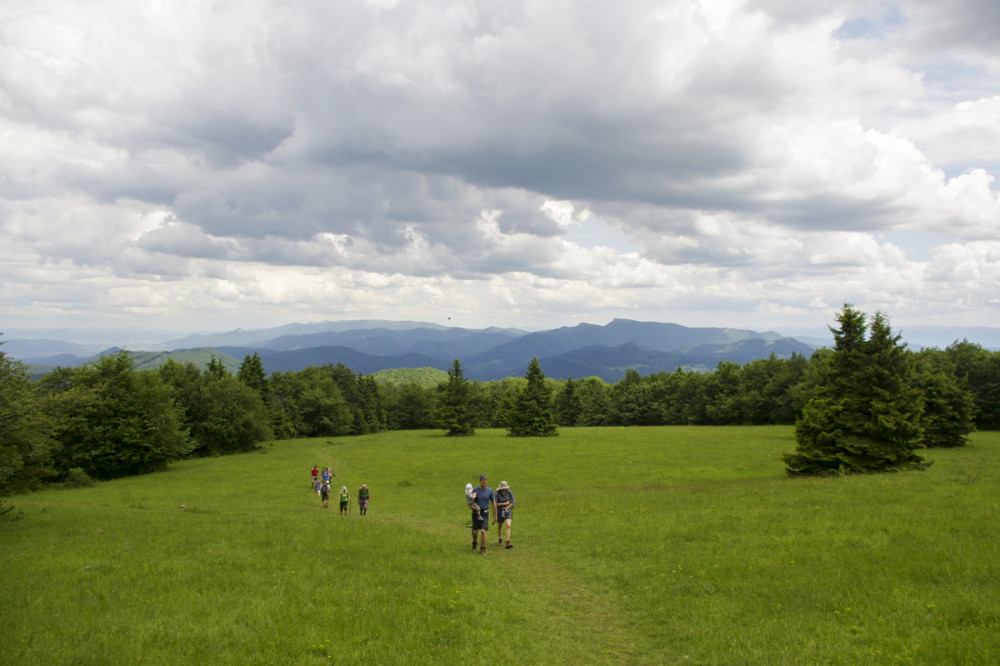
[13,317,968,382]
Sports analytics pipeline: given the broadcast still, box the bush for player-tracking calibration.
[63,467,95,488]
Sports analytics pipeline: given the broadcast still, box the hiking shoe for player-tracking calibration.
[480,547,486,555]
[498,538,503,545]
[505,542,513,549]
[472,540,477,550]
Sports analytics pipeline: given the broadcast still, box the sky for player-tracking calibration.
[2,0,999,338]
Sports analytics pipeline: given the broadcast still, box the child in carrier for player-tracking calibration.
[465,483,482,520]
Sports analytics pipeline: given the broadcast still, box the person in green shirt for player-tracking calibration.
[339,486,351,515]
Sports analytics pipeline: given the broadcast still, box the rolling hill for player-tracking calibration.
[10,318,817,381]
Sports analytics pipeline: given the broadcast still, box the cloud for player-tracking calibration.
[1,0,999,334]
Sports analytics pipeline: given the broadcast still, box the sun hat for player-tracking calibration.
[465,483,474,492]
[497,480,510,490]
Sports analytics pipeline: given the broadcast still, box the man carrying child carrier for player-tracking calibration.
[470,474,496,556]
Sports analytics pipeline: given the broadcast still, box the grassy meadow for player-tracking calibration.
[2,427,999,664]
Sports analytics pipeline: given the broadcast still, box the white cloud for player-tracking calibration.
[1,0,999,334]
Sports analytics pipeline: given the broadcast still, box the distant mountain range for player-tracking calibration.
[5,318,999,383]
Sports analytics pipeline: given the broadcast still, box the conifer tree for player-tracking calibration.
[555,377,583,426]
[506,358,558,437]
[913,351,976,448]
[237,352,268,396]
[784,306,928,476]
[438,359,476,436]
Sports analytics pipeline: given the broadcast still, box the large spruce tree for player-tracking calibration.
[784,305,929,476]
[506,357,558,437]
[438,359,476,436]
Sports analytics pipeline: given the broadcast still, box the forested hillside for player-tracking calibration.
[4,324,997,504]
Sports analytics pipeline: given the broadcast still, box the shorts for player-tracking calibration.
[472,511,490,531]
[498,508,512,522]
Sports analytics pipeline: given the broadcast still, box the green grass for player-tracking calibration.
[3,427,999,664]
[370,366,449,387]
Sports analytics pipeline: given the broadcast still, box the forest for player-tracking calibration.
[2,314,998,498]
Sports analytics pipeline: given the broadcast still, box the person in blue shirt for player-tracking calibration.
[470,474,496,555]
[494,480,515,549]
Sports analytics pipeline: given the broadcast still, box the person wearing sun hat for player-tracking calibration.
[494,480,515,549]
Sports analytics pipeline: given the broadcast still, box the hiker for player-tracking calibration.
[320,481,331,509]
[470,474,496,555]
[465,483,482,520]
[322,467,332,484]
[495,480,515,549]
[339,485,351,515]
[314,478,324,496]
[311,465,319,486]
[357,484,371,515]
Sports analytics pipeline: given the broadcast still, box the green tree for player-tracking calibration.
[574,377,613,426]
[237,352,269,396]
[913,350,976,448]
[158,358,205,438]
[612,369,663,425]
[266,371,306,438]
[190,374,273,455]
[478,377,524,428]
[945,340,1000,429]
[44,351,192,480]
[354,374,387,434]
[1,346,57,513]
[205,355,230,381]
[383,382,438,430]
[701,361,745,425]
[784,306,929,476]
[554,377,583,426]
[506,358,558,437]
[437,359,476,436]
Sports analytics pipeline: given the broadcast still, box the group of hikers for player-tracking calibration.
[466,474,514,555]
[308,466,515,555]
[311,465,371,515]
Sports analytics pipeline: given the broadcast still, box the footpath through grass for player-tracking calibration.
[2,427,999,664]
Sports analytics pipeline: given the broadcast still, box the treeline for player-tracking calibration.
[2,336,998,502]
